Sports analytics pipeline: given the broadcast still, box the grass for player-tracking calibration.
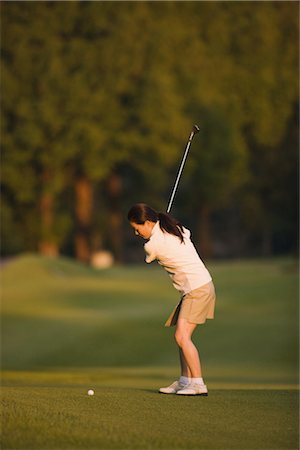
[1,254,299,449]
[2,384,298,450]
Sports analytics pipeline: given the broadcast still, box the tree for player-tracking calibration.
[1,1,298,260]
[2,3,74,255]
[168,2,298,257]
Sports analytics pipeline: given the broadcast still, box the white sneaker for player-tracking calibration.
[176,382,208,396]
[159,380,187,394]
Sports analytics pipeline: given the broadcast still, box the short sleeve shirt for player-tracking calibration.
[144,221,212,296]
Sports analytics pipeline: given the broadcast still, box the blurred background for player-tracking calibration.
[1,8,299,448]
[1,1,298,266]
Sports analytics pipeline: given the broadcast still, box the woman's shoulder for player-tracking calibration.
[182,226,191,239]
[152,224,191,246]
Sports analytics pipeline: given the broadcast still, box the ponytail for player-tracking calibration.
[128,203,185,243]
[157,212,185,243]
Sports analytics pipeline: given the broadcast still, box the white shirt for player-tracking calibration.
[144,221,212,296]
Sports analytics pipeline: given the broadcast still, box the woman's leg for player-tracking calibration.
[179,348,192,377]
[175,318,202,378]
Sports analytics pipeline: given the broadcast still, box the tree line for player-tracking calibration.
[1,1,298,262]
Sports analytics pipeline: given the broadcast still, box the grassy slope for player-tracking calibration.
[1,254,299,449]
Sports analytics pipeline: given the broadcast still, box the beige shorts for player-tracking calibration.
[164,281,216,327]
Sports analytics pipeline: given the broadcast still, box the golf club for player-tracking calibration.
[166,124,200,214]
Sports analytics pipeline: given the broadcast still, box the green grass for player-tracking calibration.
[1,254,299,449]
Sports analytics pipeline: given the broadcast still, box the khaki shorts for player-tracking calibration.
[164,281,216,327]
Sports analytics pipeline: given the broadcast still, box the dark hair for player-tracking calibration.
[127,203,184,243]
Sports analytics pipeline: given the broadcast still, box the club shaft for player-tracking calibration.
[166,130,195,214]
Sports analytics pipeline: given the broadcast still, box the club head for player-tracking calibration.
[193,124,200,133]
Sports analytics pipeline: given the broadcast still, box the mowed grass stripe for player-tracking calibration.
[1,255,298,376]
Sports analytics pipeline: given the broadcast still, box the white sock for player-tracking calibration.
[179,376,190,385]
[191,377,204,385]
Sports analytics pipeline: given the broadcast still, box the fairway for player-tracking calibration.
[1,255,299,449]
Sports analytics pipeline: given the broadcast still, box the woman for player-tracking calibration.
[128,203,216,396]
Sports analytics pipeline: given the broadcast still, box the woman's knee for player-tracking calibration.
[174,330,181,346]
[174,330,190,348]
[175,319,197,347]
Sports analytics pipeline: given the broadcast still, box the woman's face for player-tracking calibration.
[130,221,155,240]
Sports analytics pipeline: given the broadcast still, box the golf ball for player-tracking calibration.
[87,389,94,396]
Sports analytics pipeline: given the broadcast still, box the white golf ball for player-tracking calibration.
[87,389,94,396]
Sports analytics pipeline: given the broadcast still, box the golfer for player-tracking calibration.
[128,203,216,396]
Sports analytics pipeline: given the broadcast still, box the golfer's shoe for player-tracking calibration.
[159,380,187,394]
[176,382,208,396]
